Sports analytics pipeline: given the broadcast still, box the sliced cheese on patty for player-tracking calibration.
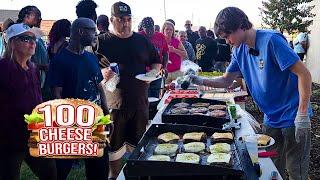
[158,132,180,143]
[176,153,200,164]
[258,134,271,146]
[207,153,231,164]
[154,143,178,155]
[148,155,171,161]
[183,132,206,141]
[212,132,233,140]
[209,143,231,153]
[184,142,206,153]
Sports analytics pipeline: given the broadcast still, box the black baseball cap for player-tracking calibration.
[111,1,131,17]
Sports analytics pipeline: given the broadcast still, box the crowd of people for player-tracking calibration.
[0,0,313,180]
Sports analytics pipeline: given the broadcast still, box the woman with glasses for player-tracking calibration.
[0,23,57,180]
[162,21,188,83]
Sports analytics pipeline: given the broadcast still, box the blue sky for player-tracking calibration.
[2,0,263,31]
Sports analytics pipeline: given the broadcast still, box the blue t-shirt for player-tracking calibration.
[47,48,103,105]
[227,30,312,128]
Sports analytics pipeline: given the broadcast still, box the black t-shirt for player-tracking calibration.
[47,48,104,106]
[186,30,200,51]
[97,32,161,110]
[195,37,218,72]
[216,38,231,62]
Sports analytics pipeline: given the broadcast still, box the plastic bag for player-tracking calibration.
[104,75,120,92]
[180,60,201,74]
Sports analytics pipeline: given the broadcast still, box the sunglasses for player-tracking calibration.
[15,35,37,43]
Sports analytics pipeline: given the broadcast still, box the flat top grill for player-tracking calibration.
[124,124,260,180]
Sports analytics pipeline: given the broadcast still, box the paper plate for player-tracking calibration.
[242,134,275,149]
[257,134,275,149]
[135,74,161,82]
[148,97,160,102]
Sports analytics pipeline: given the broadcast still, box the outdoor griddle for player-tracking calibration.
[124,124,260,180]
[162,98,230,128]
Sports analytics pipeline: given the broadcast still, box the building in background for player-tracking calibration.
[0,9,55,42]
[0,9,19,29]
[306,0,320,84]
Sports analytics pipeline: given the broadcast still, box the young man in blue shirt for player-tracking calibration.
[190,7,312,180]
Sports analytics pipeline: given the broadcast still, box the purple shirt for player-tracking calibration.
[0,58,42,151]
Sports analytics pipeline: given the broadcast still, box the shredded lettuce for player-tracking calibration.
[95,115,112,126]
[24,112,43,124]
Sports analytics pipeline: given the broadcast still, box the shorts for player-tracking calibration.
[109,109,148,161]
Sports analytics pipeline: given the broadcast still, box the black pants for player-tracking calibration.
[56,147,109,180]
[0,150,57,180]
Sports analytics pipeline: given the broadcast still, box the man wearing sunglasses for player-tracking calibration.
[185,20,200,51]
[97,2,161,179]
[47,18,110,180]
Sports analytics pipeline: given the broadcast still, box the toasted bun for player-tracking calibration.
[32,98,104,121]
[29,147,105,158]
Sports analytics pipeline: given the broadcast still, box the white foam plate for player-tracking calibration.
[135,74,161,82]
[243,134,275,149]
[148,97,160,102]
[257,134,275,149]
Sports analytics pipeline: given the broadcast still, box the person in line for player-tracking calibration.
[76,0,98,22]
[195,26,218,72]
[293,29,309,61]
[162,21,187,83]
[184,19,200,51]
[47,19,71,60]
[96,2,161,179]
[0,23,57,180]
[206,29,216,39]
[139,17,168,98]
[154,24,160,32]
[178,30,195,61]
[17,6,49,92]
[47,18,110,180]
[214,38,231,72]
[97,14,110,34]
[190,7,312,180]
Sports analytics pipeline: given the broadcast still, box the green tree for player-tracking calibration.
[259,0,315,34]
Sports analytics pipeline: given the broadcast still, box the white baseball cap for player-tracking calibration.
[5,23,43,42]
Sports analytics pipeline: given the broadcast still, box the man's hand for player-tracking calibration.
[294,113,311,143]
[101,68,116,81]
[189,75,204,85]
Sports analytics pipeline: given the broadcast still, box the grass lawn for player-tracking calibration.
[20,160,86,180]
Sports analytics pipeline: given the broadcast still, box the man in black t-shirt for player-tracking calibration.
[185,20,200,51]
[214,38,231,72]
[195,26,218,72]
[96,2,161,179]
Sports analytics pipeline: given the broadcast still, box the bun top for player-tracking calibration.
[32,98,104,121]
